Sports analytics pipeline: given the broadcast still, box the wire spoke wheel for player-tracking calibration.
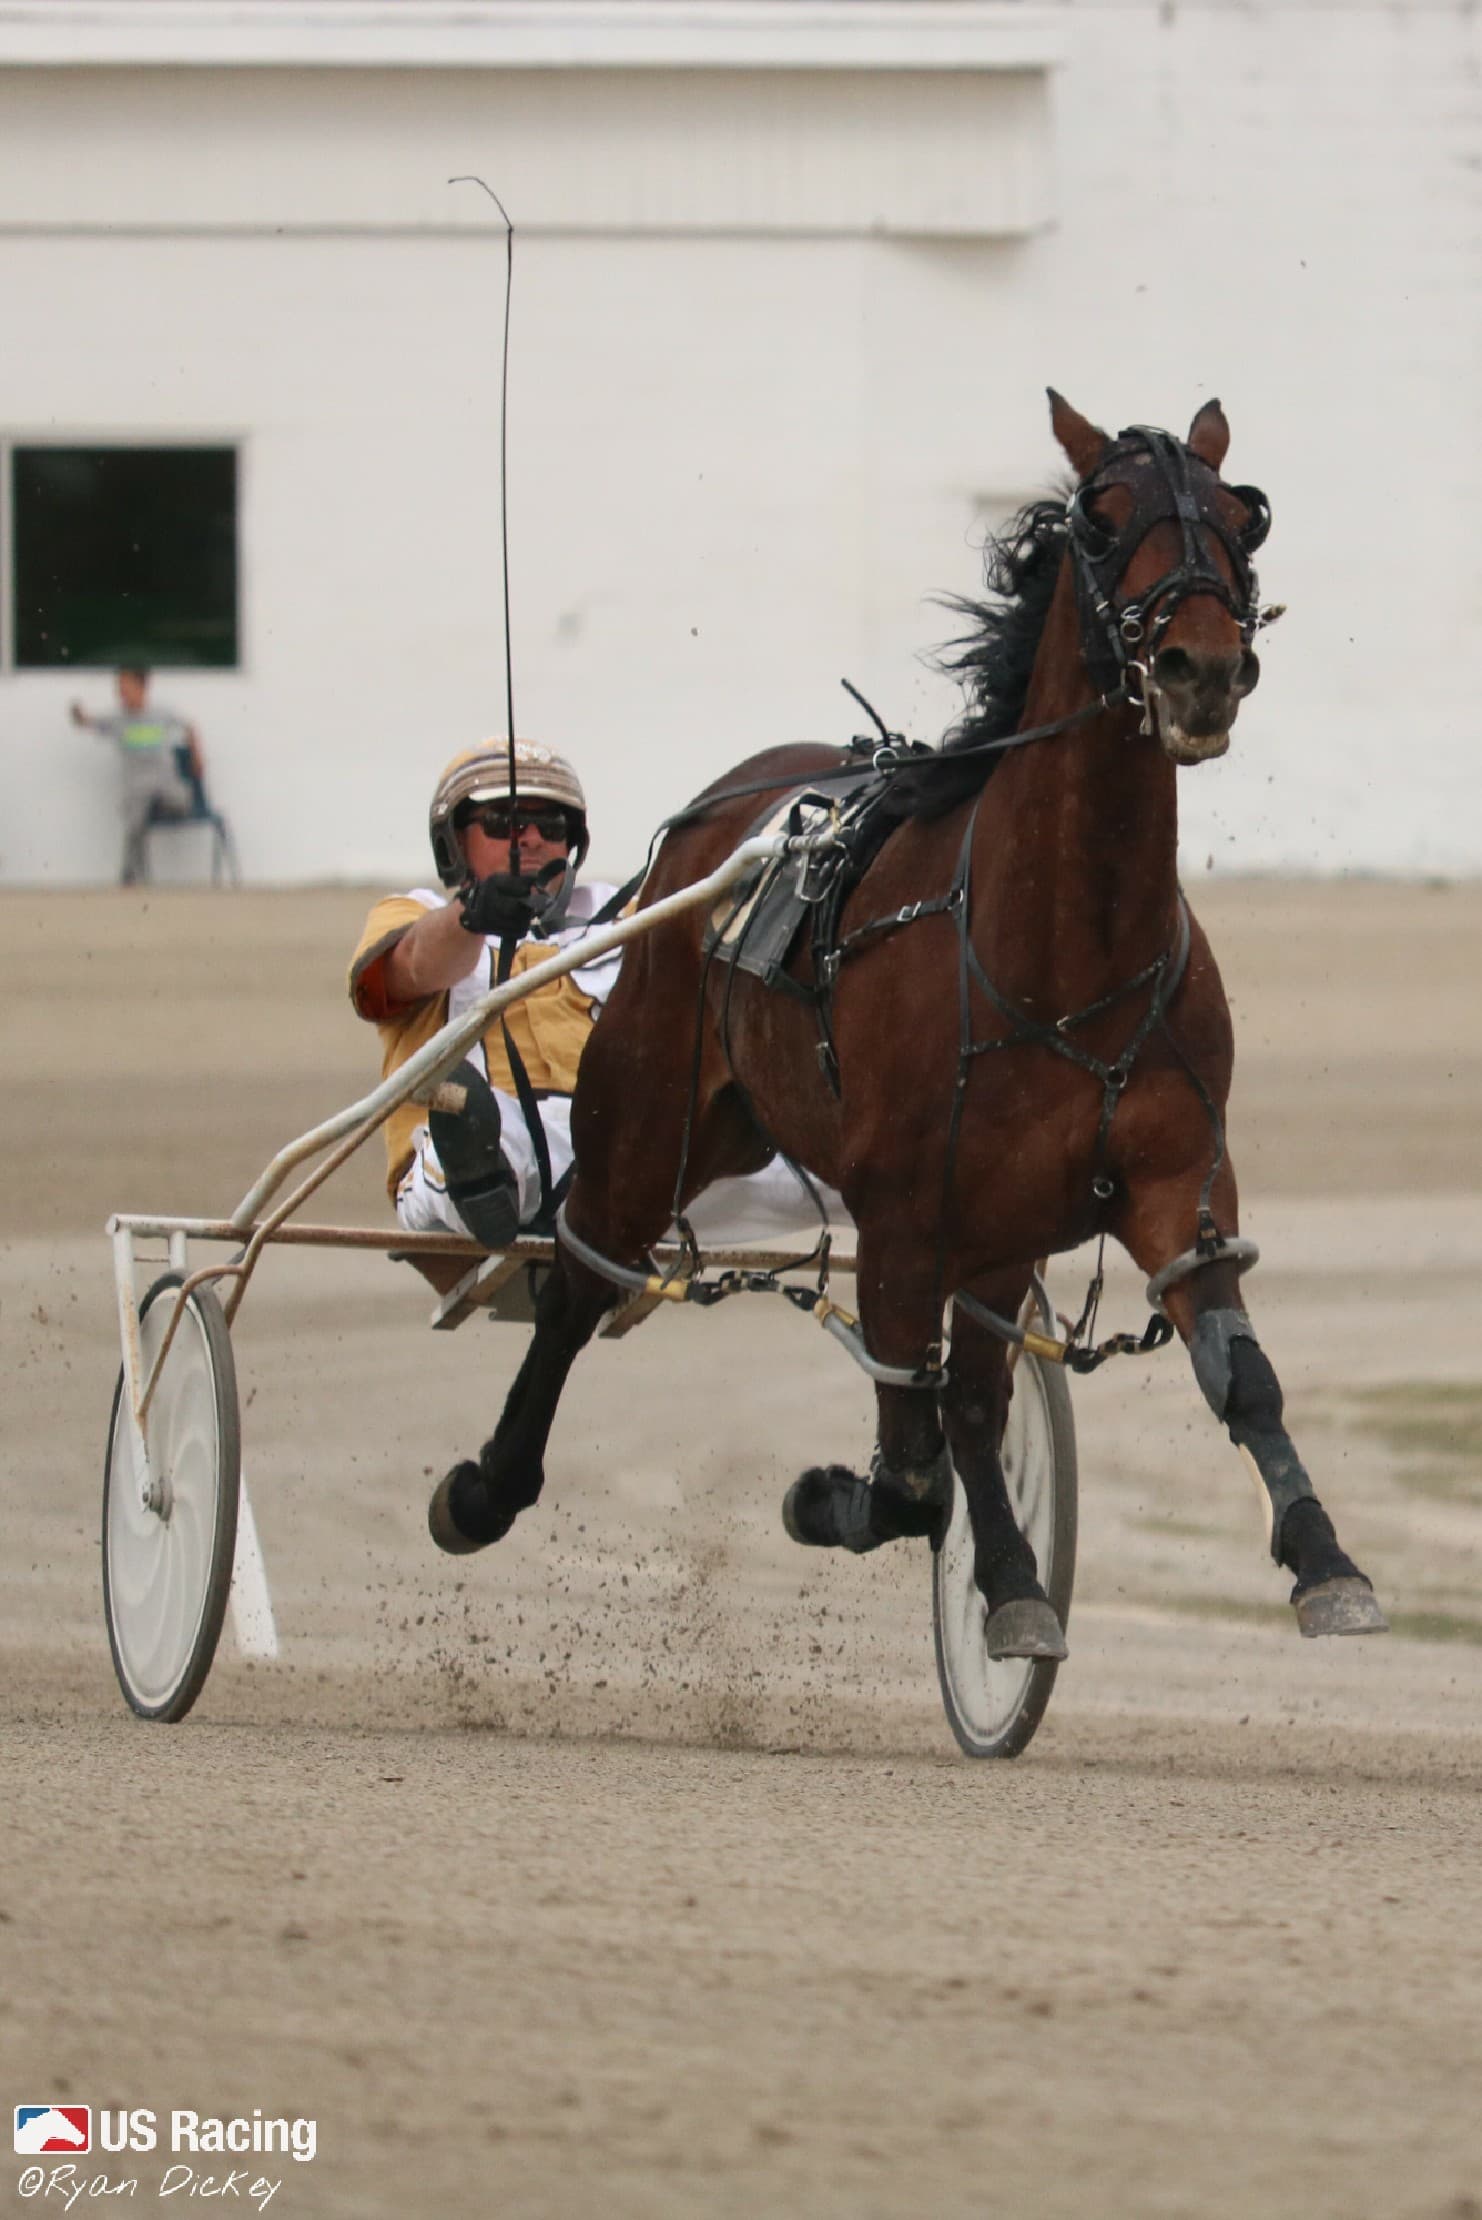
[103,1272,240,1722]
[932,1350,1077,1760]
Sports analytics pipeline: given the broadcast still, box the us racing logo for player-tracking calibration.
[13,2107,90,2154]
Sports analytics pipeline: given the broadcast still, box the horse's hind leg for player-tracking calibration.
[430,1020,768,1554]
[428,1097,693,1554]
[1121,1189,1387,1637]
[427,1017,682,1554]
[428,1249,615,1552]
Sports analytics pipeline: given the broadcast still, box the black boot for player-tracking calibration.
[782,1459,947,1553]
[429,1062,521,1250]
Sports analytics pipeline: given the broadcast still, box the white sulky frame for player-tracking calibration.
[105,828,864,1665]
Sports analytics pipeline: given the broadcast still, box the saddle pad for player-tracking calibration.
[703,782,870,987]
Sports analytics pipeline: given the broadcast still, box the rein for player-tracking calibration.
[654,680,1131,846]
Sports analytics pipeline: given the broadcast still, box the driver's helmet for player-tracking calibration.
[428,739,589,887]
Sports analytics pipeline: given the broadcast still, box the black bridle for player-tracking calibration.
[1065,424,1273,714]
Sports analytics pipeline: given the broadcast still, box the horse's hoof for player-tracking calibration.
[781,1478,811,1544]
[428,1462,514,1556]
[782,1468,879,1554]
[983,1597,1068,1662]
[1293,1577,1389,1639]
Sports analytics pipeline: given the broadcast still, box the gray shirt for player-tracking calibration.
[92,707,188,758]
[91,707,192,798]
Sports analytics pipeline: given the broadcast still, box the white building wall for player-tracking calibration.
[0,20,1055,886]
[0,219,1046,885]
[0,61,1056,235]
[1039,1,1482,877]
[0,1,1477,886]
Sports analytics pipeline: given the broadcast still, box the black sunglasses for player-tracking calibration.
[461,802,572,843]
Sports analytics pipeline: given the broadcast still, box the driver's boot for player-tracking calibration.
[428,1062,521,1251]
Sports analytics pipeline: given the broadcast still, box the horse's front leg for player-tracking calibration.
[1118,1180,1388,1638]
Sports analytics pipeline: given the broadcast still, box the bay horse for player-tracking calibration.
[431,390,1387,1656]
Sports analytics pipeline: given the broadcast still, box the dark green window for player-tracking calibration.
[10,445,238,668]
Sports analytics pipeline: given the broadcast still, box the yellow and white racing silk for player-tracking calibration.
[348,883,621,1199]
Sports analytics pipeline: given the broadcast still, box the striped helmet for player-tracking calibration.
[428,739,589,886]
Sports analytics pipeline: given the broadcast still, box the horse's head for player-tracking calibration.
[1049,391,1272,764]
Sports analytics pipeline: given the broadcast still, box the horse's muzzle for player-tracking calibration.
[1148,644,1260,764]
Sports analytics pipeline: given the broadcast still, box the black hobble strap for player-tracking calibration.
[495,933,556,1231]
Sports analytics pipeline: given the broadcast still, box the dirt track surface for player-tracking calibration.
[4,881,1482,2220]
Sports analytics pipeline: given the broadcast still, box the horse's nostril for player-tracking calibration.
[1153,646,1195,689]
[1236,649,1261,696]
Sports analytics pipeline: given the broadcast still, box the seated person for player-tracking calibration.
[70,665,197,885]
[350,740,840,1251]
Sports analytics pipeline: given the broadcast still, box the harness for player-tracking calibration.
[559,425,1276,1379]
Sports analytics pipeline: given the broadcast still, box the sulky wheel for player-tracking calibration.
[103,1271,241,1722]
[932,1345,1078,1760]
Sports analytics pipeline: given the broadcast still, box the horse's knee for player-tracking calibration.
[1188,1308,1315,1561]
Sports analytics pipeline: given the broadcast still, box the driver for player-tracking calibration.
[349,740,620,1249]
[351,738,849,1255]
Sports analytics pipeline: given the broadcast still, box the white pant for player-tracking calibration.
[396,1085,848,1246]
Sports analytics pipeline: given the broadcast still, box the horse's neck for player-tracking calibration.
[986,583,1181,979]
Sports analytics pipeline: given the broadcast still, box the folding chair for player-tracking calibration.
[144,742,240,885]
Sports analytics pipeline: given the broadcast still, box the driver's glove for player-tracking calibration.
[458,873,538,941]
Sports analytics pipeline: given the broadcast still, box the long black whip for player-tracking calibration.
[450,174,520,875]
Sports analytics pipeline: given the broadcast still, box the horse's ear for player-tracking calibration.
[1048,389,1110,481]
[1187,398,1230,472]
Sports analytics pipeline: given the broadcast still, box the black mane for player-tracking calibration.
[885,494,1070,823]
